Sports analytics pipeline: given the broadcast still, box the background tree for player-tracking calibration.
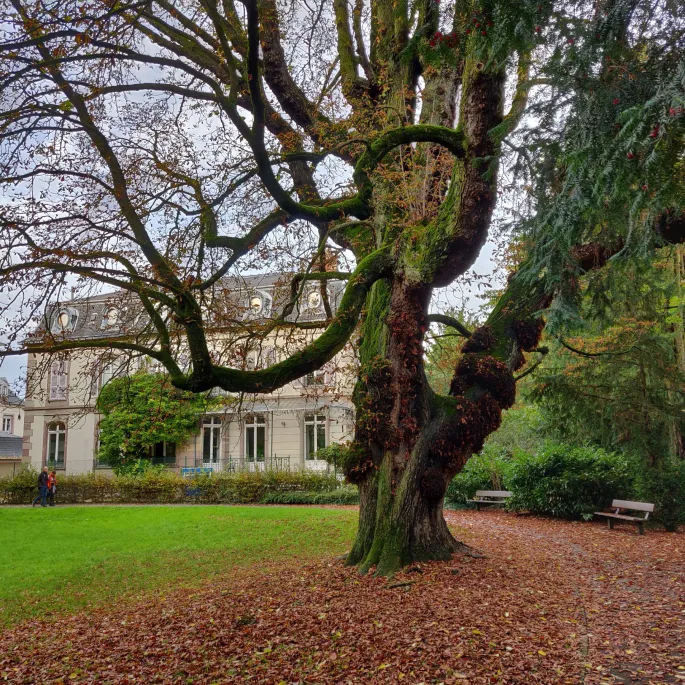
[1,0,684,573]
[97,373,218,474]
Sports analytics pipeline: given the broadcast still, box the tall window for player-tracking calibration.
[49,361,68,400]
[150,441,176,465]
[305,414,326,460]
[203,417,221,465]
[245,415,266,463]
[2,416,12,432]
[100,361,116,389]
[47,422,66,467]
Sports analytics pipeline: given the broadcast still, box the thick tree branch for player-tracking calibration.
[426,313,472,338]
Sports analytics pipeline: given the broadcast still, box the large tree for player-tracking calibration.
[1,0,684,573]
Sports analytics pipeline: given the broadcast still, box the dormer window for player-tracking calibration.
[244,291,271,319]
[307,290,322,310]
[249,295,263,314]
[102,307,118,328]
[52,307,78,333]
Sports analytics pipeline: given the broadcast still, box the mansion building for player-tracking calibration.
[21,274,355,475]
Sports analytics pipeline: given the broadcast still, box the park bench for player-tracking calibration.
[594,499,654,535]
[467,490,512,511]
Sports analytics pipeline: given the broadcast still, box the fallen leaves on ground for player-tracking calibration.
[1,511,683,684]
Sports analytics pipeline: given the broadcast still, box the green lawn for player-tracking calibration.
[0,505,357,628]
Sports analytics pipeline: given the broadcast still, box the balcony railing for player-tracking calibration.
[200,455,292,473]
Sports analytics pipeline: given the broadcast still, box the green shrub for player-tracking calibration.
[0,466,39,504]
[260,487,359,505]
[0,469,342,505]
[634,460,685,532]
[485,405,549,456]
[445,446,512,506]
[507,444,631,519]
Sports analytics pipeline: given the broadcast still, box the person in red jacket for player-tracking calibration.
[47,470,57,507]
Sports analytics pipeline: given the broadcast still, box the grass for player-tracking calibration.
[0,505,358,628]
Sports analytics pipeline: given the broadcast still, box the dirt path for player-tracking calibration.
[1,511,682,684]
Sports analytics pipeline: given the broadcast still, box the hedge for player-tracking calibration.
[260,488,359,505]
[0,468,346,505]
[507,444,632,519]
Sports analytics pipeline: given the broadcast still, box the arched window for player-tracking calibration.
[101,307,118,329]
[245,415,266,464]
[202,417,221,466]
[49,361,68,401]
[47,421,66,467]
[249,294,263,314]
[244,291,272,319]
[52,307,78,333]
[307,290,322,310]
[304,414,326,460]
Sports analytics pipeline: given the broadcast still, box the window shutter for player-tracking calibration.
[49,362,59,400]
[59,362,68,399]
[50,361,68,400]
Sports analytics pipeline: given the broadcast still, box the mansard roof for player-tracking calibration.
[0,433,22,457]
[32,272,345,342]
[0,377,23,406]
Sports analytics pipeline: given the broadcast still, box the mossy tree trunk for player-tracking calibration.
[346,276,543,574]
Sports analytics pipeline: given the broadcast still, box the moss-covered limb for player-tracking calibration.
[21,338,182,378]
[426,313,472,338]
[250,122,466,224]
[333,0,370,99]
[482,274,551,368]
[328,220,376,255]
[175,245,393,394]
[489,51,531,145]
[405,60,506,288]
[352,0,373,82]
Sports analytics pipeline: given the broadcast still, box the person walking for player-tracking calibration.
[47,470,57,506]
[32,466,49,508]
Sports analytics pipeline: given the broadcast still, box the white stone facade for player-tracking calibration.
[21,279,356,475]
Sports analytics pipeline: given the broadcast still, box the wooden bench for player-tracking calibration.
[594,499,654,535]
[467,490,512,511]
